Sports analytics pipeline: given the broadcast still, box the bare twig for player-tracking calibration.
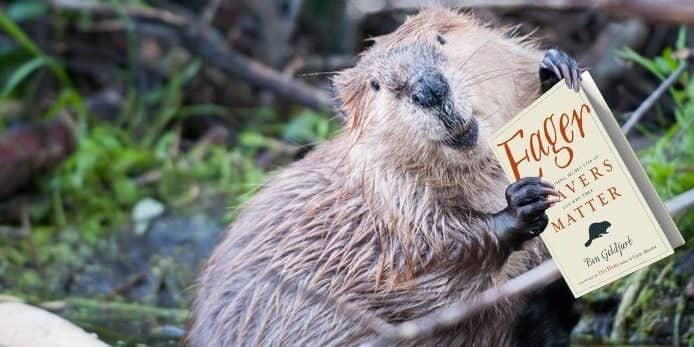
[579,20,647,86]
[299,55,356,74]
[673,293,686,347]
[243,0,306,68]
[665,188,694,217]
[21,204,46,280]
[108,273,145,298]
[171,26,332,111]
[609,268,648,341]
[622,61,689,135]
[200,0,224,28]
[49,0,186,25]
[361,261,561,347]
[49,0,333,112]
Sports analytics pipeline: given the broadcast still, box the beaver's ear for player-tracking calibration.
[332,69,368,133]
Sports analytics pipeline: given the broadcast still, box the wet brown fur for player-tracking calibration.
[186,7,551,346]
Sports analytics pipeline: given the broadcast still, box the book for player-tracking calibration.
[488,72,685,298]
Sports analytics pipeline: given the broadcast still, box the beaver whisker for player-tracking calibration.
[476,107,504,122]
[457,39,493,70]
[454,66,517,81]
[449,67,519,94]
[460,71,529,92]
[299,70,341,78]
[459,68,521,89]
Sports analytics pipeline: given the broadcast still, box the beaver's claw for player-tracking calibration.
[504,177,558,236]
[539,49,581,93]
[492,177,560,247]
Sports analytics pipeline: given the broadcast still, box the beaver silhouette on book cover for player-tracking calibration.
[584,221,612,247]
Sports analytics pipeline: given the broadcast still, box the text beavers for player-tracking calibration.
[496,103,623,232]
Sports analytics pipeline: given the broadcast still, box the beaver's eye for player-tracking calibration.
[436,34,446,45]
[370,80,380,91]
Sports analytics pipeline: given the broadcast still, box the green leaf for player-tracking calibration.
[114,178,138,205]
[0,10,72,88]
[0,46,31,68]
[142,60,202,148]
[675,26,687,50]
[282,111,337,143]
[44,89,88,133]
[618,47,665,80]
[687,75,694,100]
[0,56,46,99]
[0,10,42,56]
[671,89,687,107]
[154,132,178,160]
[239,131,269,148]
[659,48,678,72]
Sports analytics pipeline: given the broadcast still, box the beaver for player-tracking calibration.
[585,221,612,247]
[185,7,582,346]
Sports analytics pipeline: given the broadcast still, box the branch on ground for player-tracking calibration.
[622,58,689,135]
[49,0,334,112]
[666,188,694,217]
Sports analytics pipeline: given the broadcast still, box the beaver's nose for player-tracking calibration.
[411,72,449,108]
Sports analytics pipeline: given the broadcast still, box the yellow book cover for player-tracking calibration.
[489,72,684,297]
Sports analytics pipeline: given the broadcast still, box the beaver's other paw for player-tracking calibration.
[539,49,581,93]
[493,177,559,246]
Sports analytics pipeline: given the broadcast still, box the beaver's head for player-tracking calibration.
[334,7,541,167]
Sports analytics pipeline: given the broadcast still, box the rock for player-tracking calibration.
[0,302,108,347]
[71,213,222,307]
[132,198,166,235]
[0,114,76,199]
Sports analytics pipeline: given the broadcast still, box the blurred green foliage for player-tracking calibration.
[0,7,337,297]
[621,27,694,242]
[0,2,80,131]
[580,27,694,346]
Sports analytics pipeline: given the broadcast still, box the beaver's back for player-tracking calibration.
[184,137,545,347]
[185,140,380,346]
[183,6,558,344]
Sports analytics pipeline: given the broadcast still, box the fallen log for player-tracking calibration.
[0,114,76,199]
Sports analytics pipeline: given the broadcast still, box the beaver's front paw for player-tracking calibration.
[539,49,581,93]
[493,177,559,246]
